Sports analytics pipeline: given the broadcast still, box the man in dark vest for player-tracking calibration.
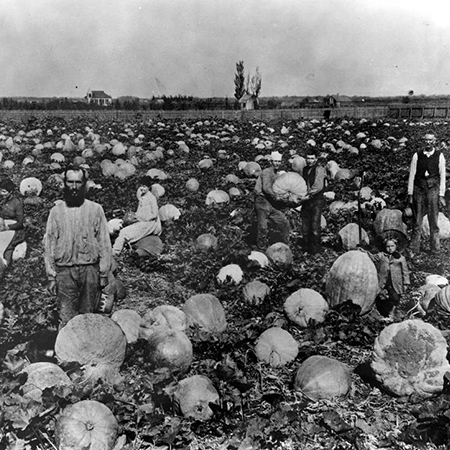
[407,133,446,255]
[300,149,327,254]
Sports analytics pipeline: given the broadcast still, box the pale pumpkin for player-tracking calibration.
[144,329,193,373]
[434,286,450,316]
[373,209,408,240]
[55,314,127,384]
[196,233,218,251]
[140,304,188,339]
[325,250,378,315]
[55,400,119,450]
[266,242,293,268]
[272,172,307,204]
[21,362,72,402]
[243,161,262,178]
[243,280,270,305]
[111,309,142,344]
[294,355,351,401]
[338,223,369,250]
[183,294,227,334]
[371,319,450,397]
[185,178,200,192]
[284,288,329,328]
[255,327,299,367]
[159,204,181,221]
[247,250,269,268]
[217,264,243,285]
[173,375,220,421]
[205,189,230,206]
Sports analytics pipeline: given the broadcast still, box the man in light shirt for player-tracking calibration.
[45,167,112,328]
[407,133,446,255]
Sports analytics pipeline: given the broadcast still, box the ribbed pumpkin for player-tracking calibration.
[422,213,450,239]
[196,233,218,250]
[55,314,127,384]
[434,286,450,315]
[266,242,293,268]
[243,280,270,305]
[144,329,193,373]
[255,327,299,367]
[173,375,220,421]
[294,355,351,401]
[272,172,307,203]
[284,288,329,328]
[325,250,378,315]
[243,161,262,178]
[205,189,230,206]
[111,309,142,344]
[338,223,369,250]
[371,319,450,397]
[185,178,200,192]
[159,204,181,221]
[183,294,227,334]
[290,155,306,175]
[55,400,119,450]
[21,362,72,402]
[373,209,407,243]
[140,304,188,340]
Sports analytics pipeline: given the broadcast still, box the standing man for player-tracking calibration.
[45,166,112,328]
[300,149,327,254]
[407,133,446,255]
[254,151,290,250]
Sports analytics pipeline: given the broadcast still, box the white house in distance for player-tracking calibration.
[85,90,113,106]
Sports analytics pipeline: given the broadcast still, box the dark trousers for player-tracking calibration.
[255,196,289,249]
[56,264,101,328]
[376,275,401,317]
[301,197,324,254]
[411,182,440,252]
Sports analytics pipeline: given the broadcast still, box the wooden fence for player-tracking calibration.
[0,104,448,122]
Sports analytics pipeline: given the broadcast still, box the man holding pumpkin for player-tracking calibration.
[44,167,112,328]
[254,151,290,250]
[407,133,446,255]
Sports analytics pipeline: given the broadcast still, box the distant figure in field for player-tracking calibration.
[407,133,446,255]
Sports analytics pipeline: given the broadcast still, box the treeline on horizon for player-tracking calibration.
[0,94,449,111]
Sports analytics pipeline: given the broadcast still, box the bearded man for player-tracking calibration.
[44,167,112,328]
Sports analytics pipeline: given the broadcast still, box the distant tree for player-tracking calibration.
[234,61,245,101]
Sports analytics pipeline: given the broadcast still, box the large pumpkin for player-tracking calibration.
[371,319,450,397]
[21,362,72,402]
[272,172,307,203]
[284,288,329,328]
[183,294,227,334]
[294,355,351,401]
[110,309,141,344]
[205,189,230,206]
[422,213,450,239]
[140,304,188,339]
[144,329,193,373]
[434,285,450,316]
[243,161,261,178]
[173,375,220,421]
[255,327,299,367]
[373,209,407,243]
[325,250,378,315]
[217,264,243,285]
[196,233,218,251]
[55,400,119,450]
[55,314,127,384]
[338,223,369,250]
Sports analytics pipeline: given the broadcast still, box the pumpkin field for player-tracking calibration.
[2,114,450,450]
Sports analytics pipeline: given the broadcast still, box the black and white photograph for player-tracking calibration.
[1,0,450,448]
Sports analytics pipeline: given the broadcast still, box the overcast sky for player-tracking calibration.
[1,0,450,99]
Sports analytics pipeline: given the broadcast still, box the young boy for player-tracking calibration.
[362,238,410,321]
